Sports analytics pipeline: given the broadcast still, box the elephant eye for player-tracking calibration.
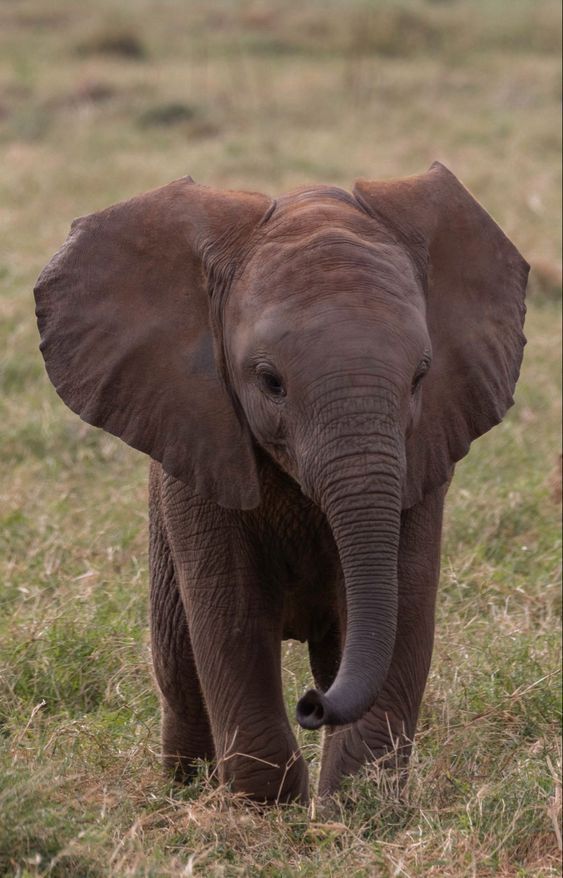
[256,364,286,399]
[412,355,431,394]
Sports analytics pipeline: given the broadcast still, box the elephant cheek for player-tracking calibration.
[406,391,423,439]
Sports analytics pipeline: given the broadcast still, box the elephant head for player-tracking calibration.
[34,163,528,730]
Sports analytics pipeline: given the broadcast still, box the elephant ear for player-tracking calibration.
[354,162,529,508]
[34,177,271,509]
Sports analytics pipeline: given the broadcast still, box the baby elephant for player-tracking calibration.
[35,163,528,803]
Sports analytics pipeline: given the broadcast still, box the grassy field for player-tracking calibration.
[0,0,561,875]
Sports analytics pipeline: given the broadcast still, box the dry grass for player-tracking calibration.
[0,1,561,875]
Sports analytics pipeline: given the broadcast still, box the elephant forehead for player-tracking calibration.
[228,236,428,367]
[237,230,422,306]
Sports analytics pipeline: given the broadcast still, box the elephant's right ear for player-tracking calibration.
[34,177,271,509]
[355,163,529,508]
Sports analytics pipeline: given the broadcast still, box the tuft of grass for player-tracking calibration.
[137,101,199,129]
[75,28,148,61]
[0,0,560,875]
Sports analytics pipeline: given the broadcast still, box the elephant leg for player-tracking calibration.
[172,501,309,804]
[318,484,446,796]
[149,475,214,780]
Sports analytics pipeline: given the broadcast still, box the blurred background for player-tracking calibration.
[1,0,561,275]
[1,2,561,876]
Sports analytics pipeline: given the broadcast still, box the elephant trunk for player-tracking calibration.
[296,418,402,730]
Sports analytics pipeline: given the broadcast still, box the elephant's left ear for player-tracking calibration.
[355,162,529,508]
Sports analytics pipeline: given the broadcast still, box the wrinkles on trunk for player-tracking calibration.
[296,398,403,730]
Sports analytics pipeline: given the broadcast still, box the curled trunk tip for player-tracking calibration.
[296,689,329,730]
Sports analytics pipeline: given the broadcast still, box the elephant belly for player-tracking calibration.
[260,472,341,643]
[280,560,341,644]
[282,601,337,643]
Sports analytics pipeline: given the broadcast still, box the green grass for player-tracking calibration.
[0,0,561,875]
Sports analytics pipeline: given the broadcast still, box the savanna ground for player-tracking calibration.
[0,1,561,875]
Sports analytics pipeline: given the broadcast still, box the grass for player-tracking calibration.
[0,0,561,875]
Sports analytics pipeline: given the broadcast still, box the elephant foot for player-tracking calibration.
[318,711,414,798]
[160,701,215,784]
[218,748,310,805]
